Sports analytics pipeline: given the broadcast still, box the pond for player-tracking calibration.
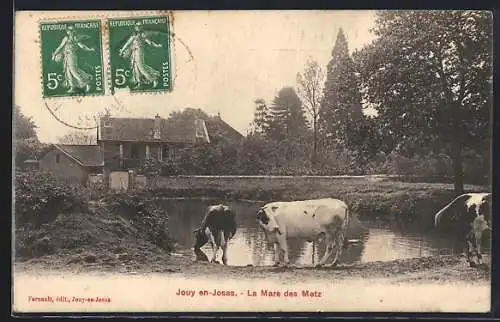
[160,198,466,267]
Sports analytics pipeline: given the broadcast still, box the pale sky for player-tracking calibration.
[14,10,377,143]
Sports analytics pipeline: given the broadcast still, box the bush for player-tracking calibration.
[101,192,175,252]
[14,169,88,227]
[87,179,107,200]
[14,138,50,167]
[372,151,453,178]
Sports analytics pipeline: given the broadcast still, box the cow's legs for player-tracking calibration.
[475,233,483,265]
[464,229,480,268]
[207,231,220,264]
[221,232,229,265]
[221,243,228,265]
[282,246,290,266]
[465,239,476,267]
[273,243,281,266]
[330,230,345,267]
[318,233,334,266]
[211,244,220,263]
[278,235,290,266]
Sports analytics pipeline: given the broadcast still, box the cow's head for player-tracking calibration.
[222,205,235,218]
[467,194,492,243]
[256,206,281,235]
[478,194,492,226]
[193,227,209,248]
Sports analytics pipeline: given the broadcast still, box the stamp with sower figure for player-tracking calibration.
[40,20,105,98]
[107,16,172,94]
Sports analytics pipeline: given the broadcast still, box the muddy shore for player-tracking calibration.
[14,248,491,286]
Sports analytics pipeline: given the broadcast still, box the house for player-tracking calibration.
[38,111,244,187]
[22,159,39,171]
[97,112,213,172]
[38,144,104,185]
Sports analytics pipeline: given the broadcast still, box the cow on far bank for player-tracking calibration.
[193,204,237,265]
[256,198,350,268]
[434,192,492,267]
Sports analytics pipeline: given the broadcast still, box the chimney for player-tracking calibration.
[101,111,112,139]
[153,114,161,140]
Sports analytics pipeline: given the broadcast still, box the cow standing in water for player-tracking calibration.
[434,192,492,267]
[256,198,350,268]
[193,204,237,265]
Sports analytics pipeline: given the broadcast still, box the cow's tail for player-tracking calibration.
[434,193,471,228]
[342,205,350,249]
[343,205,350,228]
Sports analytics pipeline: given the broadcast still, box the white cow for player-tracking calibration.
[256,198,350,267]
[434,192,492,267]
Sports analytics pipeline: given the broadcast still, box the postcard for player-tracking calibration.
[12,10,492,314]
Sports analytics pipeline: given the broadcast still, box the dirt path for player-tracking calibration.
[14,249,491,286]
[13,252,491,313]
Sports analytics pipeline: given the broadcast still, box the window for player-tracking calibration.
[153,129,160,140]
[103,120,111,127]
[130,144,139,159]
[162,146,175,161]
[55,153,60,163]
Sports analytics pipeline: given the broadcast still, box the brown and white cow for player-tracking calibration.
[256,198,350,267]
[434,192,492,267]
[193,204,237,265]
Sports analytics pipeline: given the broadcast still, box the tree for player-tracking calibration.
[346,116,389,164]
[57,131,97,145]
[296,57,325,167]
[14,105,37,140]
[249,98,271,136]
[267,87,309,161]
[354,10,492,194]
[168,107,210,122]
[319,28,364,150]
[13,106,47,167]
[236,134,270,174]
[268,87,308,140]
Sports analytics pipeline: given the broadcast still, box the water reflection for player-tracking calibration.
[160,198,461,267]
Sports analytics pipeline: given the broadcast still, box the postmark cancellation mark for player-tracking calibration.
[107,16,172,94]
[40,20,105,98]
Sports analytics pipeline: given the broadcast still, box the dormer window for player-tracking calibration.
[153,129,160,140]
[103,120,111,127]
[194,119,204,138]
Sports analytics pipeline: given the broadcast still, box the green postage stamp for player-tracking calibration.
[107,16,172,94]
[40,20,105,98]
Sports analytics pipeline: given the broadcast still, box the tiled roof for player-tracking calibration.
[98,116,210,143]
[54,144,103,167]
[205,117,244,144]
